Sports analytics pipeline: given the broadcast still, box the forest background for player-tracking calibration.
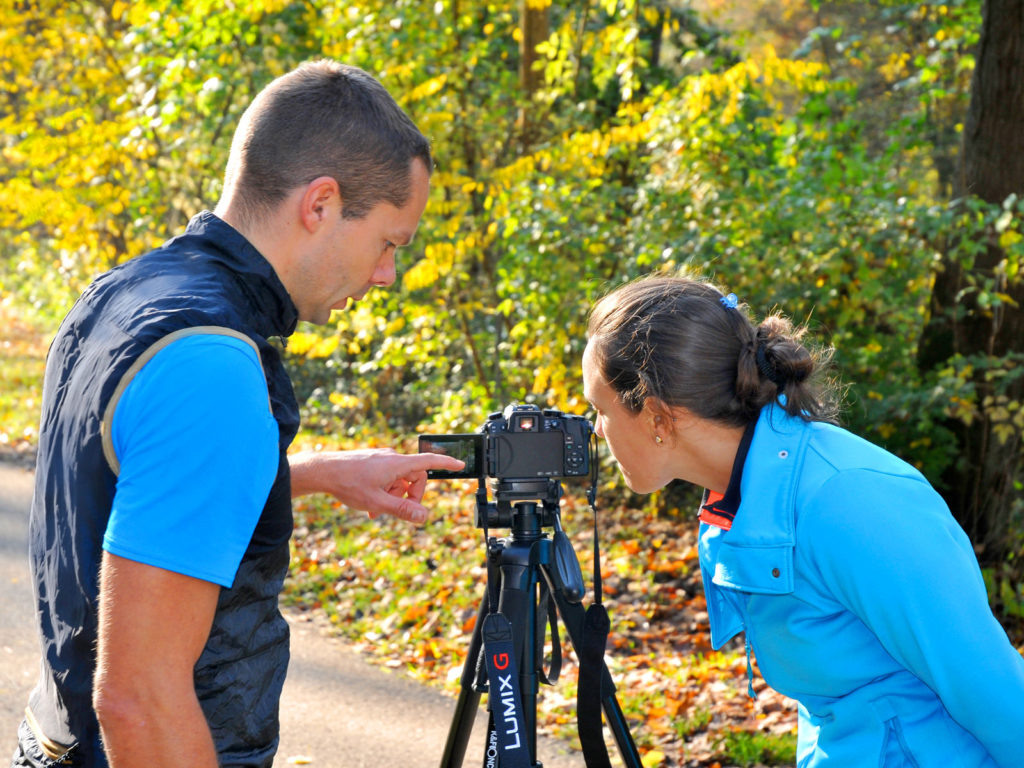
[2,0,1023,766]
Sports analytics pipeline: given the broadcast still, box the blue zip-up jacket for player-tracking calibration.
[699,405,1024,767]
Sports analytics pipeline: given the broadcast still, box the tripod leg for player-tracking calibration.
[441,686,482,768]
[443,534,509,768]
[440,596,487,768]
[475,529,547,767]
[543,567,644,768]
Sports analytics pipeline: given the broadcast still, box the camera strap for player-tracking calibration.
[577,484,612,768]
[535,581,561,685]
[481,612,531,768]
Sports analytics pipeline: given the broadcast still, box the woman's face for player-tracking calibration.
[582,341,670,494]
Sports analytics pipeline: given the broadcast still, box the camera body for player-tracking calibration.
[420,404,592,481]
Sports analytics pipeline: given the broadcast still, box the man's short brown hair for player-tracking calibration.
[223,60,432,228]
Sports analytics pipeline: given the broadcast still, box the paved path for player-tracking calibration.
[0,462,580,766]
[0,463,37,746]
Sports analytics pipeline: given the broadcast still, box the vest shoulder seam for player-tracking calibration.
[100,326,267,476]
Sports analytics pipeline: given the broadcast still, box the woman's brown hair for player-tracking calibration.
[587,275,839,426]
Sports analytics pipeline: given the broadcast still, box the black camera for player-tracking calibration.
[419,404,592,481]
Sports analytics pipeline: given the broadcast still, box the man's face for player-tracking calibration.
[298,158,430,325]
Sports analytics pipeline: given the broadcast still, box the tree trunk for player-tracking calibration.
[519,0,549,151]
[918,0,1024,562]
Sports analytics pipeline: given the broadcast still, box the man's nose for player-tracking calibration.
[372,252,396,287]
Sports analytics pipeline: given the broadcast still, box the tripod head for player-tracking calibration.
[472,476,587,605]
[475,478,563,534]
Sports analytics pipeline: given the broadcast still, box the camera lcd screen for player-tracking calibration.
[492,432,565,478]
[419,434,484,479]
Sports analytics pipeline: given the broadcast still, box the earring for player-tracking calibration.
[654,435,663,444]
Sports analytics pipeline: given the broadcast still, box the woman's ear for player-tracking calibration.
[646,398,676,438]
[648,401,695,442]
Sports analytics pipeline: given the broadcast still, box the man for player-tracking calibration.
[13,60,463,768]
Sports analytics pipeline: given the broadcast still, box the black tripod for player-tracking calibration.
[439,479,642,768]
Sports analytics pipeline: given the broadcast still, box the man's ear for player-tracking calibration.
[299,176,341,232]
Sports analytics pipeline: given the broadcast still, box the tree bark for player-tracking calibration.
[918,0,1024,562]
[519,0,549,151]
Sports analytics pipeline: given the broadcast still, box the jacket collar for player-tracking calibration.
[178,211,299,338]
[700,419,756,530]
[729,403,810,549]
[701,404,812,606]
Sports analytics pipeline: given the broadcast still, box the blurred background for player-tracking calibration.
[2,1,1022,764]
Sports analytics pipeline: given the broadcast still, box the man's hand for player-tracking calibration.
[289,448,464,523]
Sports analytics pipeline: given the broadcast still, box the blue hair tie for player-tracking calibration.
[720,293,739,309]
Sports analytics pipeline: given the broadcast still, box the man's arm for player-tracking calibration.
[93,552,220,768]
[289,448,465,523]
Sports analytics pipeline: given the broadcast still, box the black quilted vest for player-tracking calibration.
[25,212,300,767]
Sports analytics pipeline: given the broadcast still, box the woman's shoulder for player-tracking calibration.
[747,407,947,534]
[751,406,924,483]
[804,420,926,482]
[792,421,952,543]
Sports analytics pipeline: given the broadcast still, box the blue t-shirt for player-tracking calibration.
[103,334,279,587]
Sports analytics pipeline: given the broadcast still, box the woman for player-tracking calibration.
[582,274,1024,767]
